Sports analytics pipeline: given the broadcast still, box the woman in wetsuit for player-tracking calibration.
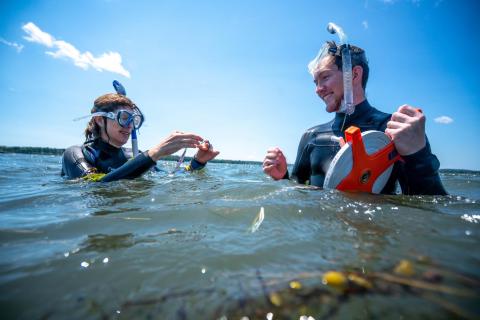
[62,92,219,182]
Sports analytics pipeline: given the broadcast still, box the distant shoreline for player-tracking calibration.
[0,145,263,165]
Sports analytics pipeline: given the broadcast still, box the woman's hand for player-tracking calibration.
[148,131,203,161]
[194,140,220,164]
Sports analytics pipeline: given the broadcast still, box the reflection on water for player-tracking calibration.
[0,154,479,319]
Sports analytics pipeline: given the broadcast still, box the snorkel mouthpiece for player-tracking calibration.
[113,80,139,157]
[326,22,354,115]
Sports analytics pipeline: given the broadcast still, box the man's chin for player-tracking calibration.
[325,103,340,113]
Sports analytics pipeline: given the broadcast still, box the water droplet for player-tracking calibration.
[391,207,398,210]
[151,198,155,202]
[465,230,472,236]
[103,257,109,264]
[266,312,273,320]
[116,310,121,314]
[64,252,70,257]
[298,209,302,213]
[80,261,89,268]
[201,267,206,274]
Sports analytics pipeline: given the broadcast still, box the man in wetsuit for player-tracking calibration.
[62,93,219,182]
[262,41,447,195]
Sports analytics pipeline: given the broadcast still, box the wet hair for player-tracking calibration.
[84,93,136,141]
[311,41,370,90]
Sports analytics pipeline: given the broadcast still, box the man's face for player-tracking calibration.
[313,56,344,113]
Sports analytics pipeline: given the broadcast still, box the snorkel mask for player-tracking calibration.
[308,22,355,115]
[89,109,144,129]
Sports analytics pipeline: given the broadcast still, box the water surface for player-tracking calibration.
[0,153,479,319]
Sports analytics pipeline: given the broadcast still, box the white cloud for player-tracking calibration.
[0,38,24,52]
[22,22,130,78]
[362,20,369,29]
[22,22,54,47]
[434,116,453,124]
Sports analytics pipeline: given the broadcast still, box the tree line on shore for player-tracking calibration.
[2,145,475,172]
[0,145,262,165]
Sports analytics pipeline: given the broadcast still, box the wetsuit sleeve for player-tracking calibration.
[289,131,313,184]
[100,151,156,182]
[184,158,206,172]
[61,146,96,179]
[397,138,448,195]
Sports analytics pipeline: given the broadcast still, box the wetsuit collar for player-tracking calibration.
[333,99,373,132]
[92,138,122,153]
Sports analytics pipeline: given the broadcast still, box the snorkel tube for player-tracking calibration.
[113,80,139,157]
[327,22,354,115]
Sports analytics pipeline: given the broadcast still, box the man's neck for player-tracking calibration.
[353,88,366,106]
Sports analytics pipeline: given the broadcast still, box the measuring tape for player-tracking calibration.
[323,126,401,194]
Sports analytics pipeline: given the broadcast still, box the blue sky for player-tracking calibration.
[1,0,479,170]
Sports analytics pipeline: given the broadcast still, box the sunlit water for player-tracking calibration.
[0,153,479,319]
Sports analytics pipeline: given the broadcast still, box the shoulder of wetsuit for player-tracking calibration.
[364,106,392,130]
[82,143,100,165]
[305,119,335,136]
[61,145,96,179]
[299,120,336,145]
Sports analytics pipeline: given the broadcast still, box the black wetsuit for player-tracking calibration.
[287,100,447,195]
[61,139,204,182]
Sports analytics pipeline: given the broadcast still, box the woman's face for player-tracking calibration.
[97,106,134,147]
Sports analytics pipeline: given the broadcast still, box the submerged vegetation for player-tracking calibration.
[97,257,480,319]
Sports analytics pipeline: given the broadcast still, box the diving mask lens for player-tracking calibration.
[117,110,144,129]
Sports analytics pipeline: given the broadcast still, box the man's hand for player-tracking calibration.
[194,140,220,163]
[385,105,426,156]
[148,131,203,161]
[263,147,287,180]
